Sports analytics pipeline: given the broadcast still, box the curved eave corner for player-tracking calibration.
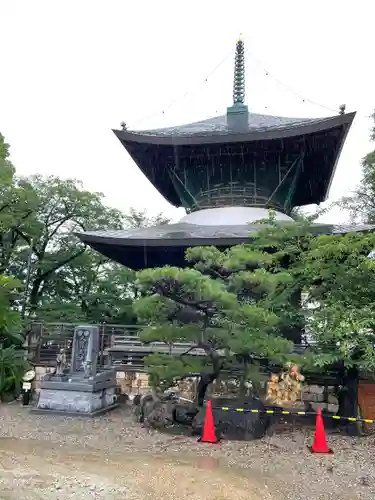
[112,112,356,146]
[324,111,356,200]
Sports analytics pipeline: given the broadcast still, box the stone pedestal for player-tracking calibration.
[32,369,118,416]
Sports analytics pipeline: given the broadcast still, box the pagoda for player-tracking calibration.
[77,39,365,269]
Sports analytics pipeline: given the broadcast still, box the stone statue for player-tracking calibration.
[56,348,67,376]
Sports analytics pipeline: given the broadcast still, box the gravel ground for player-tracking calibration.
[0,403,374,499]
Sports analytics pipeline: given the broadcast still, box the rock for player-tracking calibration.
[191,397,272,440]
[133,393,176,429]
[313,393,325,402]
[302,392,315,402]
[116,393,129,404]
[173,404,199,425]
[327,404,339,413]
[328,394,338,404]
[309,385,324,395]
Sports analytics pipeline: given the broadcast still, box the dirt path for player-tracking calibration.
[0,437,274,500]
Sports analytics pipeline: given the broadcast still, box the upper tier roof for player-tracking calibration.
[113,111,355,209]
[114,111,355,145]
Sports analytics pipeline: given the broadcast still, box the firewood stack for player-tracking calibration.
[265,364,305,407]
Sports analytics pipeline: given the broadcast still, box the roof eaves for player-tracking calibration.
[75,220,375,249]
[112,112,356,146]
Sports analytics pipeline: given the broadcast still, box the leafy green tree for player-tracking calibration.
[0,274,23,348]
[134,213,375,418]
[37,250,136,324]
[32,205,170,323]
[252,221,375,374]
[339,111,375,223]
[0,273,27,401]
[0,345,28,401]
[123,207,170,228]
[0,134,37,274]
[135,235,302,404]
[248,219,375,430]
[11,175,124,314]
[0,133,170,324]
[300,230,375,431]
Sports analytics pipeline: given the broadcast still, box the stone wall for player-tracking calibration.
[32,366,150,397]
[115,371,150,395]
[302,384,338,413]
[32,366,338,411]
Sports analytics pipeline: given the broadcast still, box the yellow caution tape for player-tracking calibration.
[211,406,374,424]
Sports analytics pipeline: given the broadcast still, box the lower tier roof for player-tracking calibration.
[76,221,375,270]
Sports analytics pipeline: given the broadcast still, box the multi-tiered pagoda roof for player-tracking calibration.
[77,39,368,269]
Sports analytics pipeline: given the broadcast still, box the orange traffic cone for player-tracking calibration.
[310,408,333,454]
[198,400,219,444]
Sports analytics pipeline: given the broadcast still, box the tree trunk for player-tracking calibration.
[281,288,303,343]
[29,277,43,312]
[196,372,217,407]
[195,352,222,407]
[337,366,359,436]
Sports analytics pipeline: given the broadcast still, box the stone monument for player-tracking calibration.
[33,325,118,416]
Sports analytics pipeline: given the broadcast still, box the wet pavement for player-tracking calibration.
[1,403,374,499]
[0,437,272,499]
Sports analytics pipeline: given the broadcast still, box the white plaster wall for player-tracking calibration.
[180,207,293,226]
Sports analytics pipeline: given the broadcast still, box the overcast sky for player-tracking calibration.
[1,0,374,224]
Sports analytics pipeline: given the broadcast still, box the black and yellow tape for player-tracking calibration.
[211,406,374,424]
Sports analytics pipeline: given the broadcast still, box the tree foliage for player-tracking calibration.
[134,211,375,403]
[302,231,375,371]
[0,134,37,274]
[338,111,375,224]
[123,207,170,228]
[0,273,27,401]
[13,175,126,314]
[0,132,170,325]
[134,222,310,398]
[0,274,23,348]
[250,221,375,375]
